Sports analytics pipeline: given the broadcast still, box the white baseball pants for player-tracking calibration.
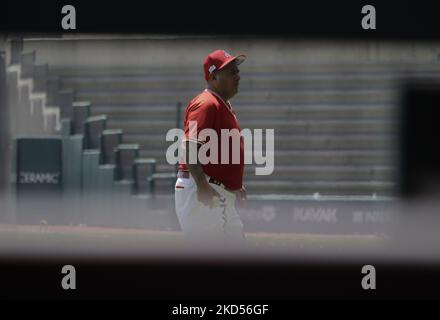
[174,174,245,245]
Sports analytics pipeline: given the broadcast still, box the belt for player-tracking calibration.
[177,170,190,179]
[177,170,236,193]
[208,177,227,189]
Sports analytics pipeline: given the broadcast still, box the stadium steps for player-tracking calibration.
[105,118,397,135]
[75,89,396,105]
[52,63,420,196]
[244,180,396,196]
[149,163,395,182]
[123,133,394,150]
[145,174,396,197]
[150,161,395,180]
[19,38,440,198]
[50,62,440,77]
[60,73,397,91]
[91,103,396,120]
[243,165,395,181]
[147,150,395,168]
[59,69,440,92]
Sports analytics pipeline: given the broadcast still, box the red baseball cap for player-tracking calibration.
[203,49,246,81]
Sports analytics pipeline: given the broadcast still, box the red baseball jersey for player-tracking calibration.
[179,89,244,190]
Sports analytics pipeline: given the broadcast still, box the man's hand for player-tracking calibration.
[186,141,224,208]
[197,182,222,208]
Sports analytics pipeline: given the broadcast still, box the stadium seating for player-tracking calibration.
[5,38,178,227]
[11,37,440,199]
[52,64,401,196]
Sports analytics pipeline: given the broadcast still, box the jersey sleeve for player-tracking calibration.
[184,100,217,144]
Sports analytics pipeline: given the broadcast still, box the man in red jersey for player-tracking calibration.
[175,49,247,245]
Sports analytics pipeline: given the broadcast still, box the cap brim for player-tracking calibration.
[219,54,247,70]
[233,54,246,65]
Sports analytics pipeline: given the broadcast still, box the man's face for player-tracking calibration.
[214,61,241,99]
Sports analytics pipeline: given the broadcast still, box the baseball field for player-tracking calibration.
[0,223,384,258]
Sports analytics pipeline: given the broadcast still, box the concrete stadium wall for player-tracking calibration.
[21,35,440,70]
[0,44,13,223]
[0,50,8,193]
